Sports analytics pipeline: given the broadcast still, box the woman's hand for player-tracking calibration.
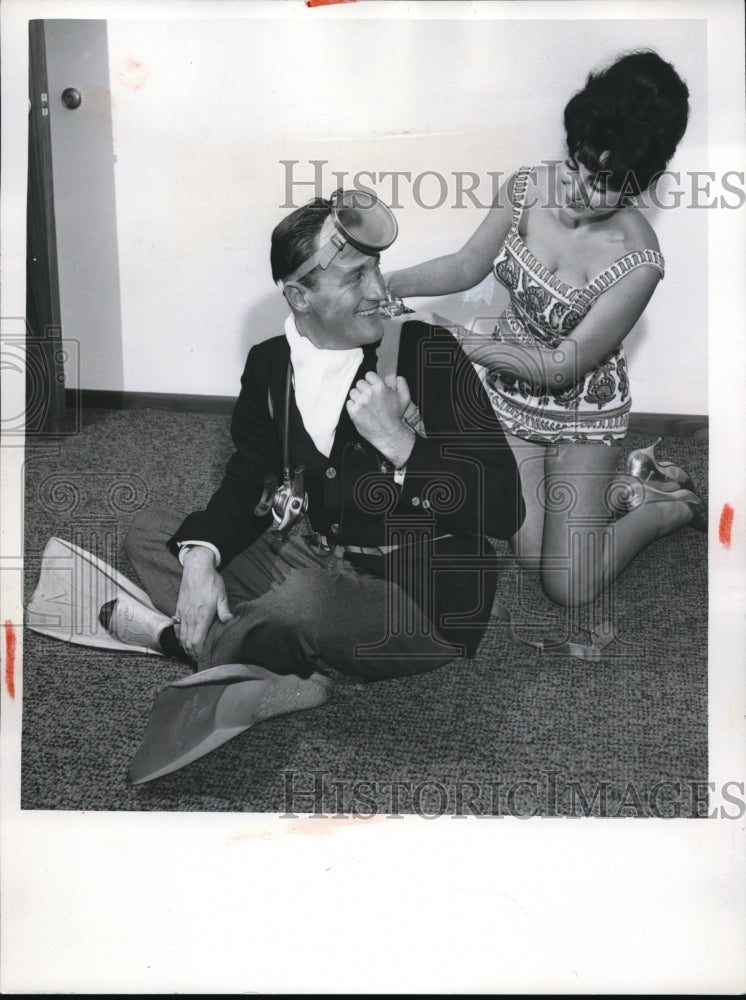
[174,546,233,660]
[461,336,540,382]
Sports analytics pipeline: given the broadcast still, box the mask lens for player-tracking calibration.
[334,190,397,251]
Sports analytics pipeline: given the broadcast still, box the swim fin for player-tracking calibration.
[128,662,333,784]
[26,536,164,655]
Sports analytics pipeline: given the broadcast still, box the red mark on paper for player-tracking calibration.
[115,57,149,91]
[719,504,734,548]
[4,621,16,699]
[306,0,357,7]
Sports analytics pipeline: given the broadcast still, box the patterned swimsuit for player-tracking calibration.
[482,167,665,444]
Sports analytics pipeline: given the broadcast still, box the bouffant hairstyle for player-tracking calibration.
[563,50,690,194]
[270,197,332,288]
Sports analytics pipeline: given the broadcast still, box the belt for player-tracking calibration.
[309,532,397,557]
[309,531,454,558]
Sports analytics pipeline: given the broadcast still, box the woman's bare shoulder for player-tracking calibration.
[525,162,549,198]
[618,206,661,254]
[494,166,528,208]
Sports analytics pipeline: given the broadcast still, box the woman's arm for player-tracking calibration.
[463,263,661,391]
[385,174,516,299]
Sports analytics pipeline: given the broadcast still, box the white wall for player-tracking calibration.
[99,11,708,411]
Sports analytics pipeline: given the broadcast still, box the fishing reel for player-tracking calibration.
[253,467,309,538]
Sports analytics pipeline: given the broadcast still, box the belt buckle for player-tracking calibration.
[309,531,345,558]
[306,531,329,551]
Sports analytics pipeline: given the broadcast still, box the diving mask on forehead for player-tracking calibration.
[286,188,398,283]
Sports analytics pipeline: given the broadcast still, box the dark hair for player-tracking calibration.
[563,50,690,194]
[270,197,332,287]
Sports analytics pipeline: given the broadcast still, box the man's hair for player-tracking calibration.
[270,197,332,288]
[563,50,690,194]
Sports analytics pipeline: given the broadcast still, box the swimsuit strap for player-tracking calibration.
[574,249,665,310]
[508,167,532,233]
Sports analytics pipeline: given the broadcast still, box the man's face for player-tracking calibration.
[298,252,387,350]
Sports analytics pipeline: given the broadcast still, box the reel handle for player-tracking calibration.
[253,473,278,517]
[272,466,309,536]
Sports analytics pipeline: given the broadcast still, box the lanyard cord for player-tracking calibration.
[282,360,293,484]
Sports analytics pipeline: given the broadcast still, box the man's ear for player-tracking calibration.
[283,281,310,313]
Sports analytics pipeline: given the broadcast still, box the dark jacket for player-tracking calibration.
[170,320,525,656]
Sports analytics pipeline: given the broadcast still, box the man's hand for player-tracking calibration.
[346,372,416,469]
[174,546,233,660]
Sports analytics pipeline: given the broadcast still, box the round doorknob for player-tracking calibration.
[61,88,82,110]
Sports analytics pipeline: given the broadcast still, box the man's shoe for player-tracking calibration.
[127,663,334,784]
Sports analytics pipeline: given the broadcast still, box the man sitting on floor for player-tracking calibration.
[103,189,524,783]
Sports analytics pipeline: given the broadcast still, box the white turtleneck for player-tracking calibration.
[284,313,363,458]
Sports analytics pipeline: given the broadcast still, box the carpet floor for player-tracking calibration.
[21,407,708,816]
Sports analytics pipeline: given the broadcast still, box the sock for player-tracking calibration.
[159,625,197,667]
[98,598,116,632]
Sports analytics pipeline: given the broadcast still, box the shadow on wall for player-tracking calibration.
[241,290,289,355]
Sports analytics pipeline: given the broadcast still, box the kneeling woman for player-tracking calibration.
[385,50,704,608]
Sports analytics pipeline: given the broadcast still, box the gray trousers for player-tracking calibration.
[124,508,460,681]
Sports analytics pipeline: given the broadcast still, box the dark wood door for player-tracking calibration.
[26,19,66,435]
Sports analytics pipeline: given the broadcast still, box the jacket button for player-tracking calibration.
[422,499,431,509]
[330,523,340,535]
[411,497,420,507]
[325,467,337,479]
